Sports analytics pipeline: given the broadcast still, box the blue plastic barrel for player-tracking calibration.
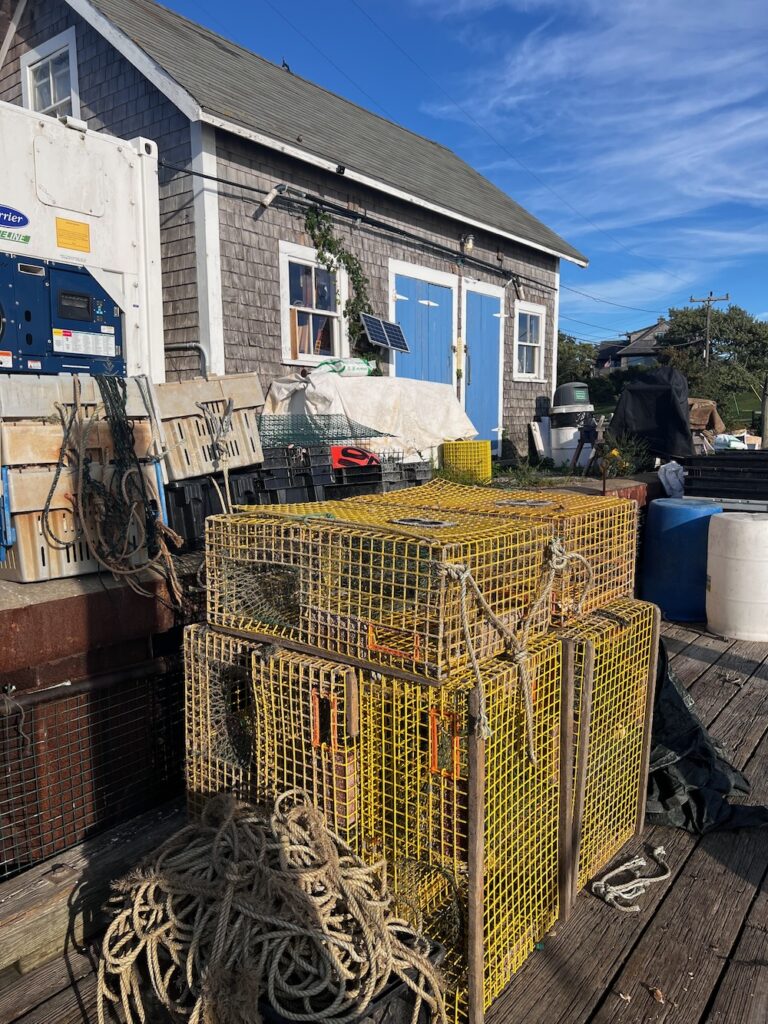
[641,498,723,621]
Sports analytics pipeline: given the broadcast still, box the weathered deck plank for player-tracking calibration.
[487,625,767,1024]
[703,882,768,1024]
[588,727,768,1024]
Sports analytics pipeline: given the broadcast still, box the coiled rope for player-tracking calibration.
[97,792,446,1024]
[435,537,594,761]
[40,376,184,606]
[591,847,670,912]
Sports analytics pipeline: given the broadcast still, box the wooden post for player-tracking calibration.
[558,640,576,923]
[635,605,662,835]
[569,641,595,908]
[467,686,486,1024]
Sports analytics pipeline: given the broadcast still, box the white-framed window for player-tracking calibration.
[513,300,547,380]
[20,28,80,119]
[279,240,349,365]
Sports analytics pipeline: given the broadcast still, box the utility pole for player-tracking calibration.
[689,291,729,367]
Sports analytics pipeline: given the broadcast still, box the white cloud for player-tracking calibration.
[413,0,768,246]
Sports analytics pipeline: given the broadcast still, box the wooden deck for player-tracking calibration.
[2,623,767,1024]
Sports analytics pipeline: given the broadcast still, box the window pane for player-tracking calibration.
[32,64,52,111]
[312,315,334,356]
[314,267,336,312]
[53,97,73,116]
[291,310,312,359]
[289,262,313,307]
[518,344,536,375]
[528,314,540,345]
[51,51,71,103]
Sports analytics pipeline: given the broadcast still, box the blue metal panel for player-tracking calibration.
[465,290,502,446]
[0,253,124,375]
[394,274,453,385]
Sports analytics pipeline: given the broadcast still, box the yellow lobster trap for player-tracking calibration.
[560,597,660,906]
[184,624,569,1023]
[343,479,638,624]
[356,636,569,1020]
[184,625,360,847]
[441,441,493,483]
[205,504,553,682]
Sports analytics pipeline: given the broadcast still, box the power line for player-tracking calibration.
[260,0,396,120]
[690,290,730,367]
[559,314,629,336]
[344,0,690,284]
[559,285,666,316]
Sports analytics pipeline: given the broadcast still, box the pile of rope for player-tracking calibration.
[41,375,184,605]
[98,792,446,1024]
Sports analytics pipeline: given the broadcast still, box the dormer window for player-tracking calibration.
[21,27,80,119]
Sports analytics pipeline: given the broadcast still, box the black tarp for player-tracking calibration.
[647,640,768,833]
[608,366,695,459]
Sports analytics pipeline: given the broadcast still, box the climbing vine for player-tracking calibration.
[304,206,376,358]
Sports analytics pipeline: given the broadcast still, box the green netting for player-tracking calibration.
[257,414,389,447]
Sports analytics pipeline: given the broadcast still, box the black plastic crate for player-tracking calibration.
[228,470,270,506]
[165,476,227,551]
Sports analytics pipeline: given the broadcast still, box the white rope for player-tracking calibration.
[591,847,670,912]
[435,537,594,762]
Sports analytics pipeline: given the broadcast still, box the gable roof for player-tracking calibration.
[617,320,669,357]
[75,0,587,266]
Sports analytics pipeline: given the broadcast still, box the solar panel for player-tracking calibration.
[383,321,409,352]
[360,313,410,353]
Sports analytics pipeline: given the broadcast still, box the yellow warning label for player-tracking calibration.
[55,217,91,253]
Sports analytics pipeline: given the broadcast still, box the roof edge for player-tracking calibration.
[202,112,588,266]
[66,0,201,119]
[67,0,588,267]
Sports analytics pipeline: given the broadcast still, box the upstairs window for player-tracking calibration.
[279,241,348,364]
[21,28,80,119]
[514,301,546,380]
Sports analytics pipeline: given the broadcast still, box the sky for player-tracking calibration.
[165,0,768,346]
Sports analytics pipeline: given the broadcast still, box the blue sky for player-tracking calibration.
[166,0,768,345]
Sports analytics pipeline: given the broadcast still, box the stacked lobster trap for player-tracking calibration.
[186,480,659,1023]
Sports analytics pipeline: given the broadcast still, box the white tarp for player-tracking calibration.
[264,372,477,456]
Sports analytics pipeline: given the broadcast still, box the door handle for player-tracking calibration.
[466,348,471,386]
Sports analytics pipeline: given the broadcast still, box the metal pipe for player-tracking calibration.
[165,342,208,379]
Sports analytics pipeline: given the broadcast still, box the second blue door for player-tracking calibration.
[465,290,502,447]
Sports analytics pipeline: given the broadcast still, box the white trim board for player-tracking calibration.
[512,299,548,383]
[278,239,350,367]
[65,0,201,121]
[551,264,560,399]
[20,25,81,118]
[190,120,225,376]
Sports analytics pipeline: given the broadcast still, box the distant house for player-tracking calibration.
[594,339,625,374]
[0,0,587,452]
[616,319,669,368]
[594,319,669,373]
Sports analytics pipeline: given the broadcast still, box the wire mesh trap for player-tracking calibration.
[561,597,659,899]
[1,664,183,881]
[441,441,493,484]
[344,479,638,624]
[205,504,553,682]
[185,626,359,845]
[357,637,565,1015]
[184,626,566,1021]
[257,413,389,447]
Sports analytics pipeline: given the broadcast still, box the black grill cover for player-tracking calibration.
[609,366,694,459]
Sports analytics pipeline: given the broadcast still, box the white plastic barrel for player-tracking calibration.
[706,513,768,641]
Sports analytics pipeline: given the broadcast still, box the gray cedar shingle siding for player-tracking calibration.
[215,133,556,450]
[0,0,200,377]
[86,0,586,266]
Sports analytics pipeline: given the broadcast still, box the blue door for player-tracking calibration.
[394,275,453,384]
[465,290,502,447]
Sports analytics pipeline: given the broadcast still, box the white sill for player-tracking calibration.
[282,357,341,367]
[512,376,548,384]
